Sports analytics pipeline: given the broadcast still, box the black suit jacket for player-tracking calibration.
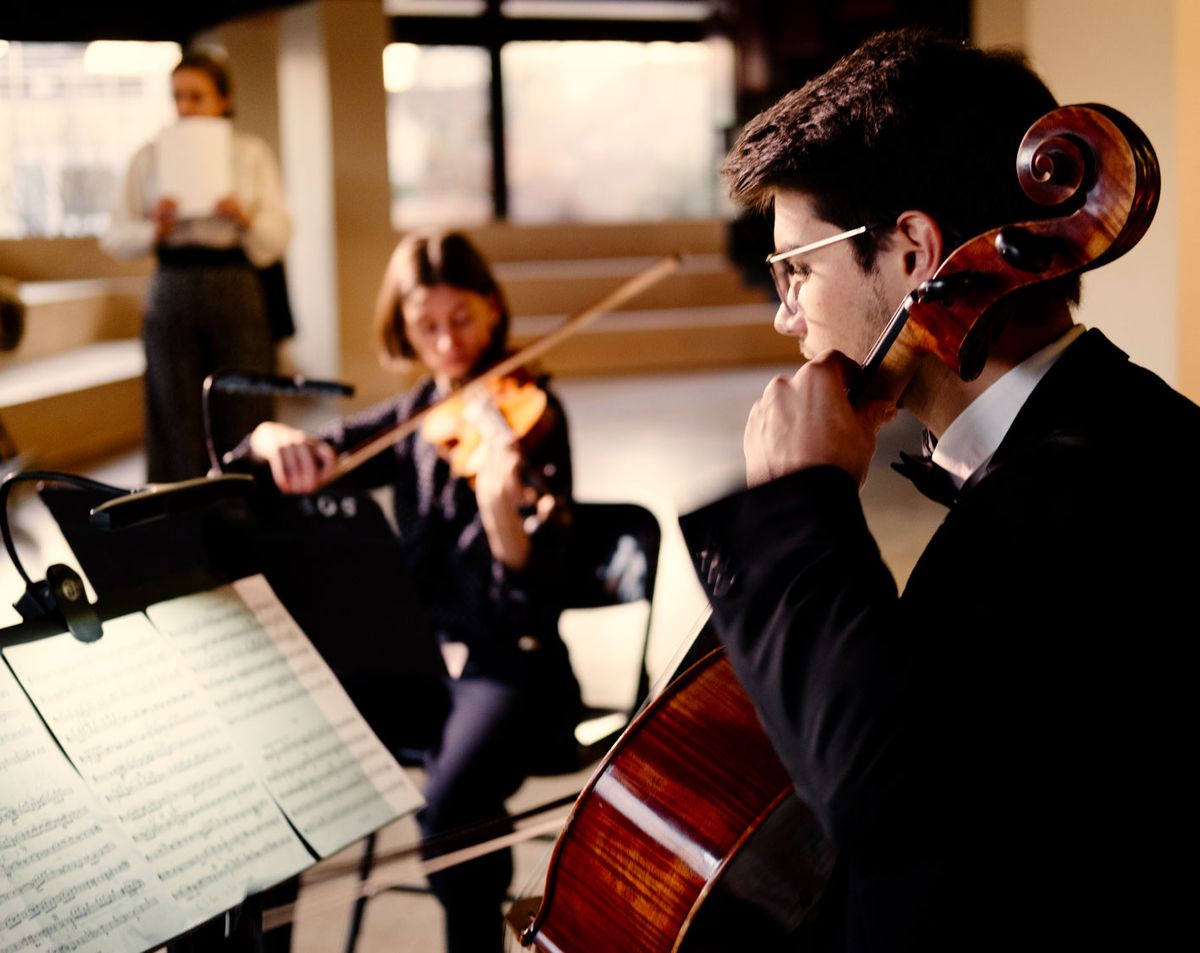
[681,330,1200,951]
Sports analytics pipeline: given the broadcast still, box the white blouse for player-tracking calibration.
[102,129,290,268]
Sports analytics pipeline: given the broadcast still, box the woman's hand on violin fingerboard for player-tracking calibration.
[474,434,533,571]
[249,421,337,495]
[745,350,896,489]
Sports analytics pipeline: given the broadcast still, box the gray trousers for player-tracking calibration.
[142,262,273,483]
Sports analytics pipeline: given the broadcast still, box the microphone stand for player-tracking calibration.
[202,370,354,473]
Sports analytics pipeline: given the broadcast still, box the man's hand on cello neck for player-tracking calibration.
[745,350,896,489]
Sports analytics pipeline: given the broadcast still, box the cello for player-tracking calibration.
[507,102,1161,952]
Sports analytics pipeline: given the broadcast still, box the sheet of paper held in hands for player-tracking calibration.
[1,573,421,952]
[145,575,423,857]
[0,663,184,953]
[155,116,232,218]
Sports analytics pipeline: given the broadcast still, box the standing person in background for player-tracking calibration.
[103,47,290,483]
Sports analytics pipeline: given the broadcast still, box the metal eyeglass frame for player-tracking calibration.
[766,224,878,314]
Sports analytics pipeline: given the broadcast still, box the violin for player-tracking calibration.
[420,371,554,482]
[509,102,1161,952]
[313,253,682,491]
[420,369,563,530]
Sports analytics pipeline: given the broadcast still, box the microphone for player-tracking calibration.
[202,371,354,472]
[88,473,256,530]
[206,371,354,398]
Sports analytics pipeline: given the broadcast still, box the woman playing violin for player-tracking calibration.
[244,230,580,953]
[681,28,1199,953]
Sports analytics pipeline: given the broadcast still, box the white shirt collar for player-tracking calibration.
[932,324,1085,486]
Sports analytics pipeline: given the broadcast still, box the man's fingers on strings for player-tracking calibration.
[276,444,304,492]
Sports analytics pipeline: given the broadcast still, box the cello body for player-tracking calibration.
[510,648,835,953]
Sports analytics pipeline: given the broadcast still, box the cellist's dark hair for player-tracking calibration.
[374,230,510,367]
[721,27,1080,302]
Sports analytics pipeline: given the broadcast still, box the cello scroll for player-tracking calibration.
[854,103,1160,401]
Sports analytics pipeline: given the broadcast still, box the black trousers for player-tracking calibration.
[143,261,272,483]
[418,674,530,953]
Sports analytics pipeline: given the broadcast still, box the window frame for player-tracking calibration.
[387,0,718,218]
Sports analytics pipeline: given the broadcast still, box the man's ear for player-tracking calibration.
[891,210,944,286]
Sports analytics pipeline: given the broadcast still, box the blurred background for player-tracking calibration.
[1,1,1194,435]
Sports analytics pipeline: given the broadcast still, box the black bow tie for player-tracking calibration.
[891,450,958,507]
[890,430,959,507]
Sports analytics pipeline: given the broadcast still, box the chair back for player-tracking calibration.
[556,500,662,766]
[562,501,660,610]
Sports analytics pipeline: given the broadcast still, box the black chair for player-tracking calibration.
[341,499,662,953]
[556,500,661,763]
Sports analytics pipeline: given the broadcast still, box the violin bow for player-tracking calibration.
[314,252,683,490]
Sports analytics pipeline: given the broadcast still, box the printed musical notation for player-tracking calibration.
[0,663,183,953]
[145,576,423,857]
[3,613,313,926]
[0,574,422,953]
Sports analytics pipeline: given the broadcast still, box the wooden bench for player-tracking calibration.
[473,221,791,377]
[0,276,147,470]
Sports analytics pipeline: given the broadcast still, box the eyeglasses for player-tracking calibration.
[766,224,876,315]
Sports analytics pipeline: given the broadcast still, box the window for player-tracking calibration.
[0,40,178,239]
[383,0,732,227]
[384,44,492,229]
[503,38,732,223]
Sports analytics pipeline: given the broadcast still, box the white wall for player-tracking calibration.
[277,4,341,380]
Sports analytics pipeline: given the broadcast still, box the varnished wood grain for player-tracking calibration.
[518,651,832,953]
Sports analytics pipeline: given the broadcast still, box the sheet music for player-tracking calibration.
[2,615,313,928]
[0,662,185,953]
[155,117,232,218]
[145,575,423,858]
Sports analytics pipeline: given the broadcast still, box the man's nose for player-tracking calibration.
[774,302,802,336]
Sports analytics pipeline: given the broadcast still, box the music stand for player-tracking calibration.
[2,468,447,952]
[37,474,450,753]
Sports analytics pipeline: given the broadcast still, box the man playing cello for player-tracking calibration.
[681,27,1199,952]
